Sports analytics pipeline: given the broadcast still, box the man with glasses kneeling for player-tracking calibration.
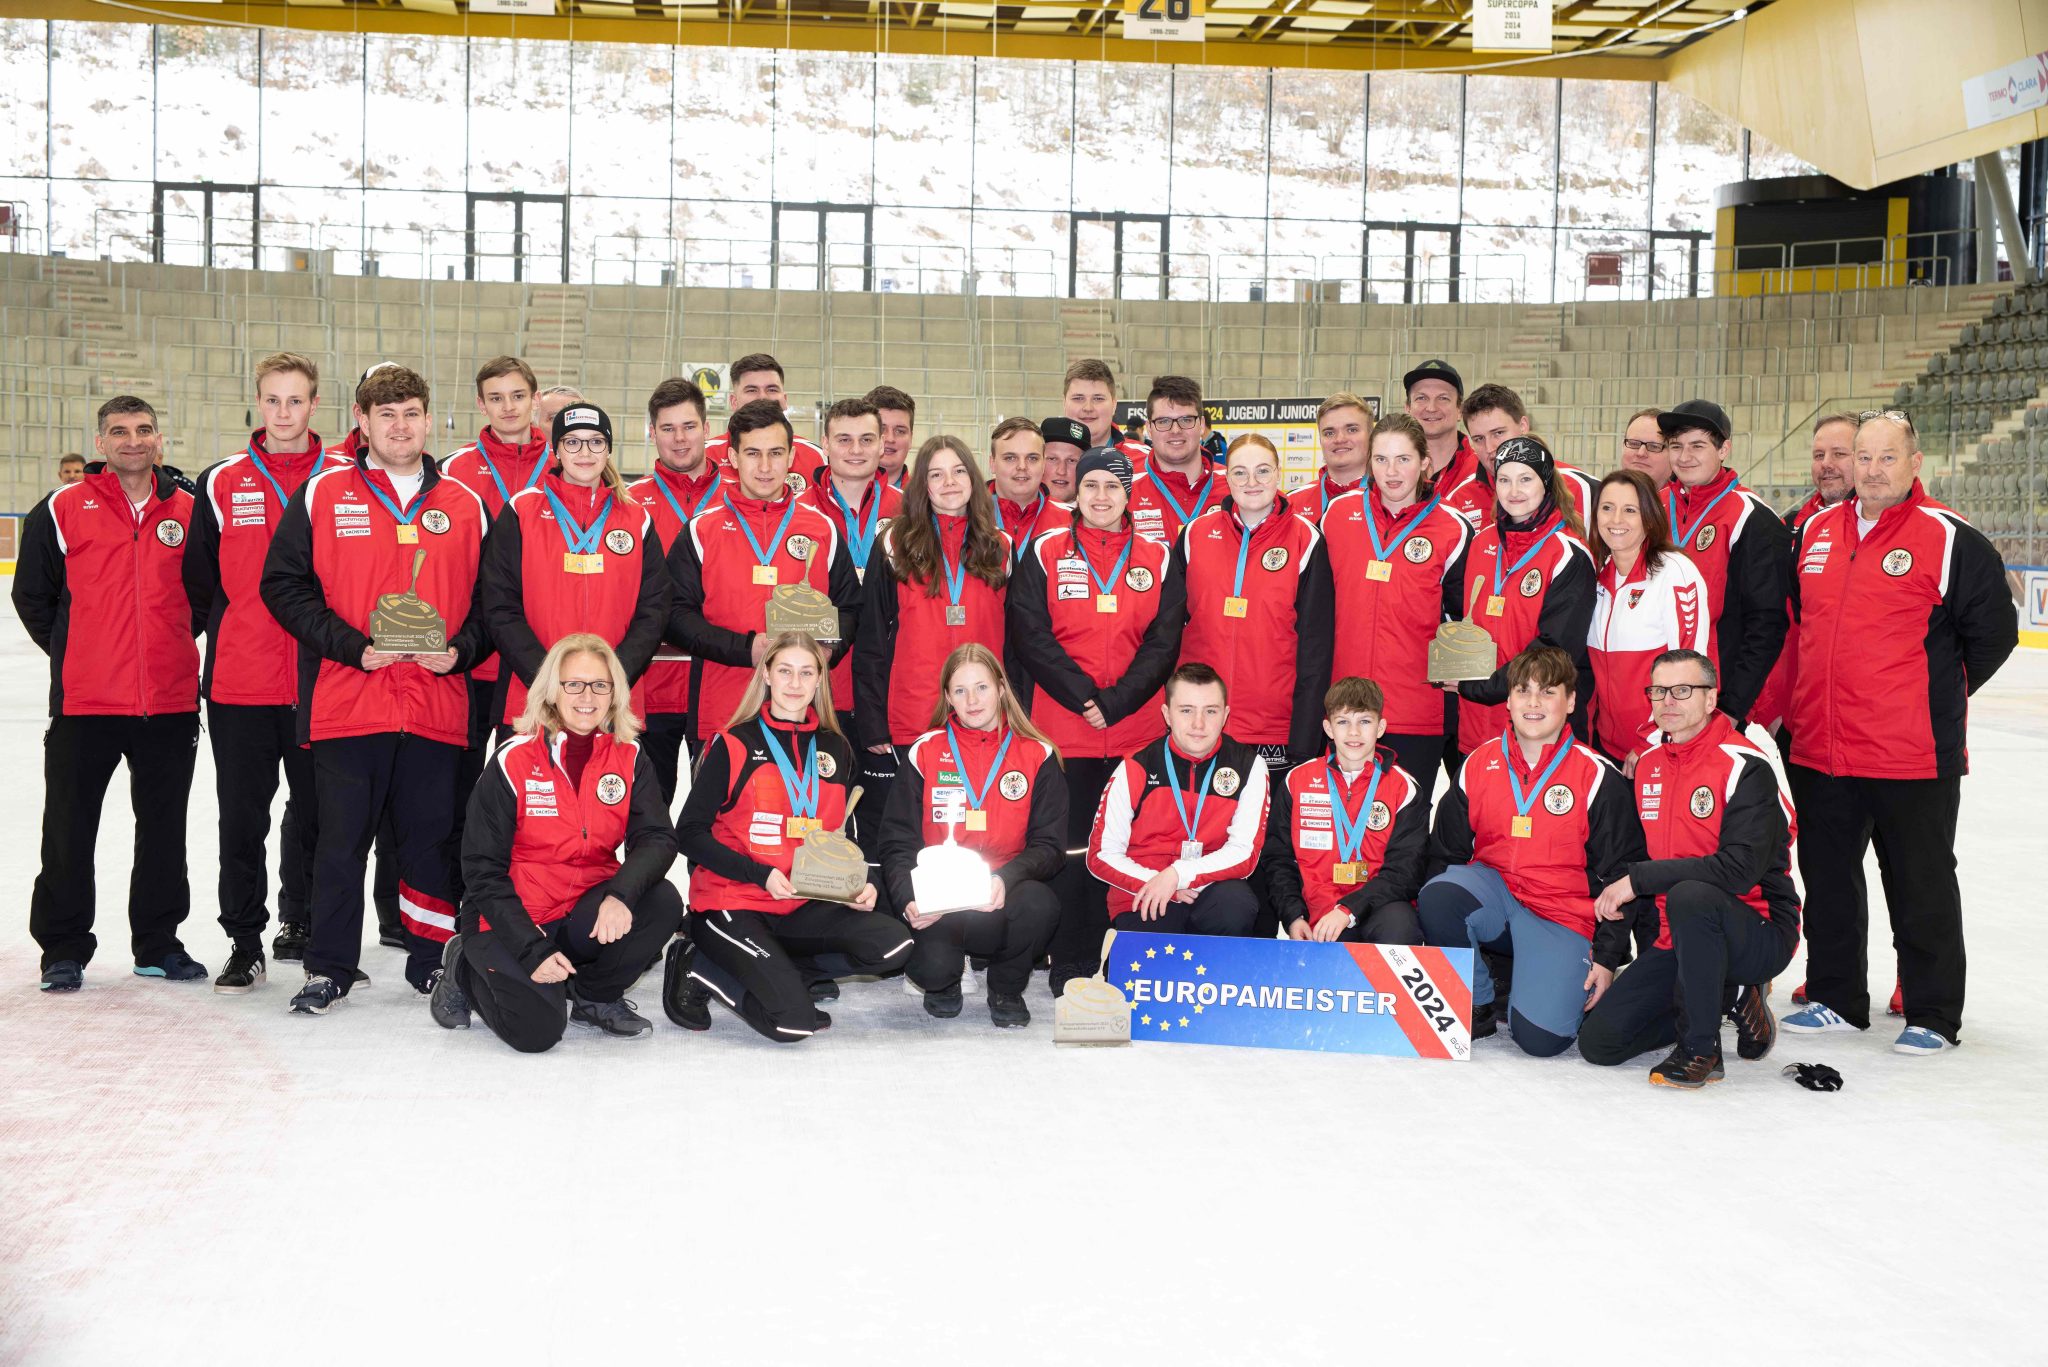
[1578,649,1799,1088]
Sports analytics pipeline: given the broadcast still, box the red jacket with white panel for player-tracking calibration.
[1263,749,1428,930]
[1453,508,1596,745]
[1322,486,1473,736]
[875,722,1067,911]
[626,462,726,718]
[1128,463,1229,545]
[1586,549,1713,765]
[1086,734,1270,918]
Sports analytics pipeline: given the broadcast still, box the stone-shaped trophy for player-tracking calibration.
[789,786,869,903]
[1053,930,1133,1046]
[369,548,448,654]
[1426,620,1498,683]
[764,582,842,644]
[909,815,994,915]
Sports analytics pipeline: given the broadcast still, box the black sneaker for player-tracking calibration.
[272,922,309,962]
[571,995,653,1039]
[1048,964,1082,1000]
[662,938,712,1031]
[989,992,1030,1028]
[375,902,407,950]
[1649,1042,1725,1089]
[807,976,840,1003]
[134,949,207,982]
[923,982,964,1019]
[1729,982,1777,1062]
[290,974,345,1016]
[1472,1001,1499,1039]
[349,967,372,990]
[429,936,471,1030]
[214,945,266,995]
[40,961,83,992]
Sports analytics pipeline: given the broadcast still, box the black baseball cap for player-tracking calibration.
[1657,399,1731,443]
[1040,417,1090,450]
[1401,359,1464,399]
[551,403,614,448]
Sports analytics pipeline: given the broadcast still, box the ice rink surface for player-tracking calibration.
[1,598,2043,1367]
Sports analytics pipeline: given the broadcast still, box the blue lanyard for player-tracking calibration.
[832,483,883,569]
[932,513,967,607]
[1228,518,1255,598]
[1325,758,1385,865]
[1076,531,1132,598]
[1160,745,1217,846]
[544,486,611,555]
[945,723,1013,813]
[1366,493,1441,563]
[1318,473,1358,518]
[724,492,799,569]
[1502,730,1574,822]
[475,432,547,506]
[1148,470,1213,529]
[1492,522,1561,598]
[758,722,820,820]
[650,469,721,525]
[1666,480,1737,549]
[242,442,293,511]
[995,492,1047,565]
[365,473,426,528]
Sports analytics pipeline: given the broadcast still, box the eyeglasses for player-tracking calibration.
[558,436,610,454]
[560,679,614,695]
[1644,683,1709,701]
[1621,438,1667,454]
[1858,409,1913,428]
[1149,414,1205,432]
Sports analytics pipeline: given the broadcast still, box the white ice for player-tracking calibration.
[1,596,2043,1366]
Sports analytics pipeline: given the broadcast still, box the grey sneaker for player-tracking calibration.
[570,995,653,1039]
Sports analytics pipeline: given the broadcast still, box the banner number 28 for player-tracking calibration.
[1135,0,1195,20]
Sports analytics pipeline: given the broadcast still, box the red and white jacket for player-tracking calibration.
[1453,508,1596,746]
[1587,549,1713,766]
[1128,462,1229,545]
[443,425,550,684]
[260,454,491,746]
[1008,520,1185,760]
[1434,436,1491,524]
[1664,467,1791,723]
[1749,491,1836,733]
[13,466,200,718]
[801,470,903,713]
[478,473,670,723]
[992,489,1064,570]
[1086,734,1270,918]
[852,518,1011,749]
[185,433,350,706]
[674,709,859,916]
[626,462,726,718]
[875,722,1067,911]
[1788,483,2017,781]
[1173,498,1332,756]
[1262,750,1428,930]
[1300,466,1367,522]
[1322,487,1473,737]
[708,432,825,491]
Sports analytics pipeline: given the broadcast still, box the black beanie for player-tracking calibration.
[1074,446,1134,493]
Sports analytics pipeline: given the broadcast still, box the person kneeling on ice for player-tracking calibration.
[879,644,1067,1027]
[1263,676,1429,945]
[1085,663,1269,939]
[1420,643,1644,1055]
[1577,649,1800,1088]
[432,635,682,1049]
[665,632,911,1041]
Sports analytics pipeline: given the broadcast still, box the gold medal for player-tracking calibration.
[1095,594,1118,613]
[563,552,605,575]
[1485,595,1507,617]
[753,564,779,586]
[785,815,821,838]
[946,605,967,626]
[965,810,987,832]
[395,524,419,545]
[1222,596,1248,618]
[1511,814,1533,838]
[1331,862,1359,885]
[1366,559,1393,582]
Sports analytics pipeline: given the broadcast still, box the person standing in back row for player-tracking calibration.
[17,395,205,992]
[1128,375,1227,544]
[1403,359,1489,524]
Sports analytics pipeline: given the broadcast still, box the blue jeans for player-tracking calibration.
[1418,862,1594,1058]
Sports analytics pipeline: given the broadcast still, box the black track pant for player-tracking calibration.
[908,878,1058,997]
[1109,880,1260,938]
[1791,764,1965,1041]
[643,712,692,808]
[31,713,199,971]
[848,723,895,914]
[1340,900,1423,945]
[690,902,914,1042]
[1049,756,1120,976]
[1579,880,1796,1064]
[1382,732,1447,800]
[208,700,316,946]
[306,732,462,992]
[457,882,683,1053]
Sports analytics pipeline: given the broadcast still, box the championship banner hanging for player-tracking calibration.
[1104,930,1475,1060]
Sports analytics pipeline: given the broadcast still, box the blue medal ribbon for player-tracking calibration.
[724,492,799,571]
[758,721,820,821]
[1665,479,1737,549]
[1076,530,1133,599]
[945,723,1014,815]
[242,441,294,511]
[1148,470,1213,530]
[1324,757,1385,867]
[1160,744,1217,850]
[1491,520,1562,599]
[1228,517,1255,600]
[1502,729,1575,825]
[475,431,548,507]
[544,485,612,555]
[364,473,427,529]
[995,492,1048,566]
[1366,492,1442,564]
[933,513,968,609]
[832,483,883,570]
[650,469,721,526]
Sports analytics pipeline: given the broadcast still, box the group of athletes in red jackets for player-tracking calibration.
[14,345,2018,1085]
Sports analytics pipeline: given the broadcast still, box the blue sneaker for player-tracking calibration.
[40,961,83,992]
[1893,1026,1954,1056]
[1781,1002,1857,1034]
[134,949,207,982]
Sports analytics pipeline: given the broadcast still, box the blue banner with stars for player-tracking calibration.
[1107,930,1476,1061]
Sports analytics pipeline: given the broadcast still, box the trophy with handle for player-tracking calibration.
[369,548,448,654]
[789,786,870,902]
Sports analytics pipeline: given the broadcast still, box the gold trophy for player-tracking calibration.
[1053,930,1133,1046]
[369,549,448,654]
[789,787,870,903]
[764,582,842,643]
[1426,620,1498,683]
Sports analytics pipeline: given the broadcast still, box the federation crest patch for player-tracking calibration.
[815,749,837,778]
[786,533,815,562]
[1212,766,1241,797]
[999,770,1029,801]
[1882,549,1913,576]
[596,773,628,806]
[1261,546,1289,572]
[1689,785,1715,818]
[1695,525,1717,553]
[784,471,808,496]
[1542,783,1574,815]
[604,528,635,554]
[155,520,184,547]
[1403,536,1432,563]
[1519,567,1543,597]
[1125,564,1155,592]
[1627,587,1645,609]
[1366,800,1391,832]
[421,508,451,535]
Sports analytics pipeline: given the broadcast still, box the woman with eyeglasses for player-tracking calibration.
[479,403,671,736]
[1586,468,1712,776]
[433,635,682,1050]
[1172,433,1332,768]
[667,631,911,1042]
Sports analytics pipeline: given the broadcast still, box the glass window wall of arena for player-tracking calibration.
[0,17,1815,302]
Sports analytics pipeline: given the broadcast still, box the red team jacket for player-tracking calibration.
[1322,487,1473,736]
[185,434,351,706]
[677,709,856,915]
[1749,491,1833,733]
[1009,521,1185,760]
[993,491,1062,566]
[13,466,200,717]
[479,474,669,723]
[708,433,825,490]
[875,723,1068,912]
[852,519,1010,749]
[1454,509,1596,744]
[1174,499,1332,755]
[1300,467,1366,522]
[260,455,491,747]
[1788,483,2017,781]
[627,462,726,717]
[444,425,550,684]
[1434,437,1491,524]
[801,471,903,714]
[1128,462,1229,545]
[1265,752,1429,929]
[1086,734,1271,917]
[1586,550,1713,763]
[1663,467,1790,723]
